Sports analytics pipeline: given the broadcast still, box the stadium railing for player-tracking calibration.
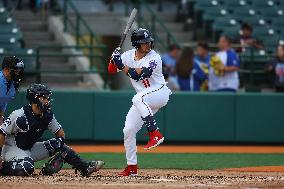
[1,45,108,88]
[135,0,180,51]
[113,0,180,51]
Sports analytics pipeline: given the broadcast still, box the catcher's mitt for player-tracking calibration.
[210,55,225,76]
[40,152,65,176]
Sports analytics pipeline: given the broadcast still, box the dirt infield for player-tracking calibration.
[70,145,284,153]
[2,145,284,188]
[1,169,284,189]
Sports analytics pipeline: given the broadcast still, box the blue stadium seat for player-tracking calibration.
[231,7,259,21]
[221,0,249,11]
[253,27,276,37]
[212,17,240,31]
[243,17,267,27]
[194,0,221,11]
[259,7,284,21]
[249,0,276,8]
[202,8,229,21]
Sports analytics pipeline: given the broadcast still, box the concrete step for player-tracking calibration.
[41,74,83,84]
[40,57,68,63]
[18,21,47,31]
[142,22,184,33]
[143,12,177,22]
[40,62,75,71]
[158,31,193,44]
[24,41,61,49]
[13,11,49,20]
[23,31,54,40]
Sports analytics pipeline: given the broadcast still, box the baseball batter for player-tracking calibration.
[108,28,171,176]
[0,84,104,176]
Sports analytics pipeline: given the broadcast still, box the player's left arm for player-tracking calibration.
[48,115,65,139]
[121,66,153,82]
[111,49,154,81]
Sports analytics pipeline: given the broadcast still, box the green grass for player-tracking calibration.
[35,153,284,170]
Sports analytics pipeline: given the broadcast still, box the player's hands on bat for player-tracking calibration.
[111,48,125,70]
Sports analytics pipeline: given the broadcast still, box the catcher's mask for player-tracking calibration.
[26,84,53,114]
[2,56,25,92]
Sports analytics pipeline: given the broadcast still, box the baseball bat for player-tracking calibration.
[117,8,138,50]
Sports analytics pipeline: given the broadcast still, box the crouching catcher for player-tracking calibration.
[0,84,104,176]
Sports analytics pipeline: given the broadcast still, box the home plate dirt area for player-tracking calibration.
[1,169,284,189]
[1,145,284,189]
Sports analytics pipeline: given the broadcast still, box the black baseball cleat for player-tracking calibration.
[80,160,105,177]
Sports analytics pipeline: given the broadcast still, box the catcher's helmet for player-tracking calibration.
[131,28,154,48]
[26,84,52,113]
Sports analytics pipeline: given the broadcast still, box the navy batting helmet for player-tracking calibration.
[131,28,154,48]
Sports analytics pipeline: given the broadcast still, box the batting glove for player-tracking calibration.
[111,48,125,70]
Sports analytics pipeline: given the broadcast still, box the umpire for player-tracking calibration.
[0,84,104,176]
[0,56,25,125]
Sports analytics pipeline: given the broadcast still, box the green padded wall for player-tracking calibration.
[164,92,235,141]
[4,91,284,143]
[235,93,284,142]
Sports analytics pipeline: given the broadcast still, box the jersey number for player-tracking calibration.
[142,79,151,88]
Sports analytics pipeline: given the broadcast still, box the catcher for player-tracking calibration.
[0,84,104,176]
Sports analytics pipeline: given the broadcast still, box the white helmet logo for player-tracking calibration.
[144,32,148,38]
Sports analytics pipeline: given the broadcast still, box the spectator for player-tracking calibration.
[208,35,240,92]
[190,42,210,91]
[162,44,181,90]
[235,23,263,52]
[176,47,194,91]
[266,44,284,92]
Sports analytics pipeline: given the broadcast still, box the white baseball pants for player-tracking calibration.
[123,84,171,165]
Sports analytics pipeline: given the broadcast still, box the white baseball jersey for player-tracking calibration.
[121,49,167,92]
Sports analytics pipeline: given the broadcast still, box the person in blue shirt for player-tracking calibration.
[161,44,181,90]
[266,44,284,92]
[208,36,240,92]
[191,42,210,91]
[0,56,24,125]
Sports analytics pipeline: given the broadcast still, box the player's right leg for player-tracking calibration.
[132,85,171,150]
[119,105,144,176]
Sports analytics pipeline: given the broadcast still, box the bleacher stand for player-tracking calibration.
[0,4,35,79]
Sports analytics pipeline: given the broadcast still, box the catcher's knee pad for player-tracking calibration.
[2,157,34,176]
[43,138,63,156]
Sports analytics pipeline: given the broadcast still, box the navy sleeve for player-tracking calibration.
[227,50,240,67]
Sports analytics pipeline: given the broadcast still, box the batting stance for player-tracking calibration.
[0,84,104,176]
[0,56,24,125]
[108,28,171,176]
